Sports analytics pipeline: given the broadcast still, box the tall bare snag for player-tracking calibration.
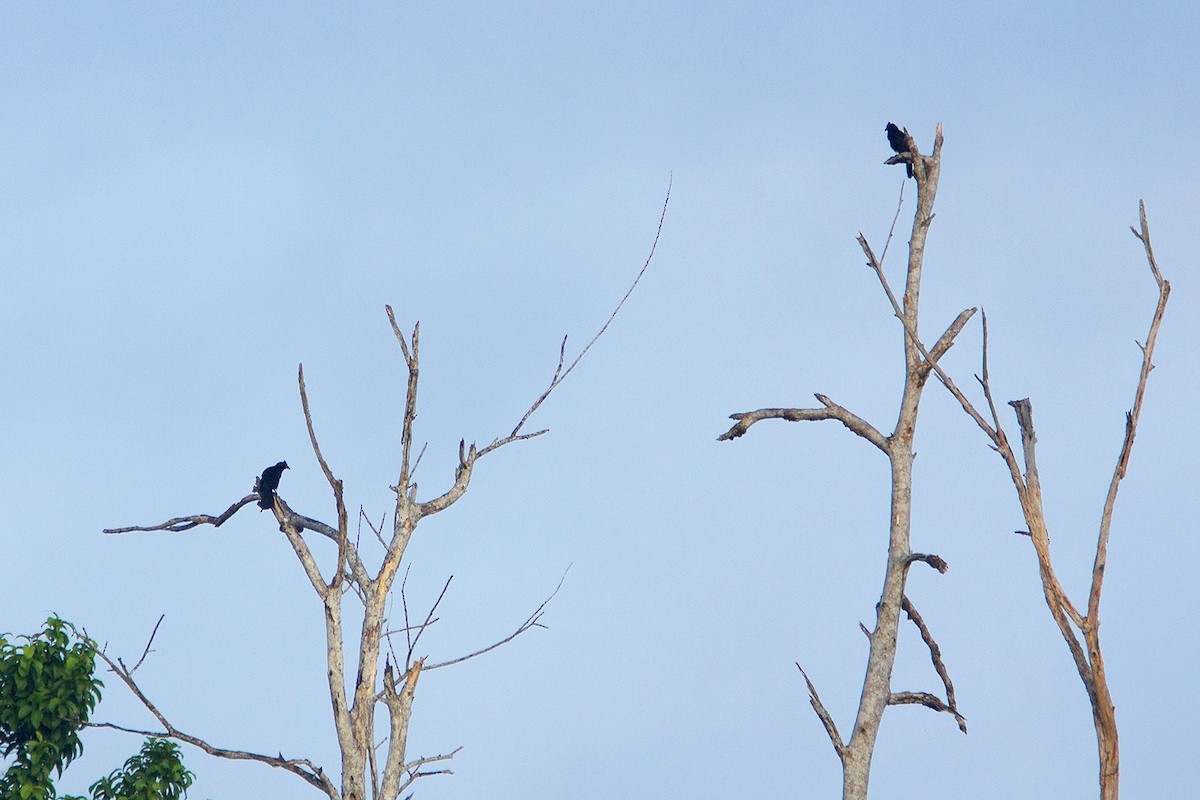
[720,123,967,800]
[97,187,669,800]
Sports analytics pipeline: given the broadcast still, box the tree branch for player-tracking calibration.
[299,364,351,593]
[78,628,336,798]
[1090,200,1170,621]
[796,663,846,760]
[103,496,258,534]
[900,596,966,733]
[718,393,888,452]
[424,568,569,671]
[477,176,671,459]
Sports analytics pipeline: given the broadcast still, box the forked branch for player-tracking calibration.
[77,625,336,797]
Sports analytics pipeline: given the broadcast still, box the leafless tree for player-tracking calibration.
[895,200,1169,799]
[97,187,669,800]
[722,120,1169,799]
[719,124,967,799]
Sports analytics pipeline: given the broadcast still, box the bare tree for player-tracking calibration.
[891,201,1169,799]
[97,188,669,800]
[719,124,967,799]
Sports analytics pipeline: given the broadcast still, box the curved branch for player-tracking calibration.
[719,393,888,452]
[887,691,967,731]
[479,176,671,458]
[79,630,336,798]
[901,596,966,733]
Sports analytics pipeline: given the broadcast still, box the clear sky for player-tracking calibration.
[3,3,1197,798]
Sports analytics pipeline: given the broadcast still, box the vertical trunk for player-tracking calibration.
[841,415,916,799]
[1088,631,1119,800]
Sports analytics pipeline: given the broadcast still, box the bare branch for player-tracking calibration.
[77,629,335,797]
[876,180,907,268]
[103,496,257,534]
[407,576,453,667]
[415,440,478,519]
[424,567,569,670]
[477,175,671,459]
[796,663,846,760]
[396,747,463,795]
[900,596,966,733]
[385,308,420,498]
[298,364,350,592]
[888,691,966,732]
[129,615,165,674]
[907,553,948,573]
[920,308,977,385]
[1004,400,1087,630]
[973,309,1009,454]
[718,394,888,452]
[1089,203,1171,621]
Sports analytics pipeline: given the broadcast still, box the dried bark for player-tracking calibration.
[99,185,670,799]
[721,125,965,799]
[882,199,1169,799]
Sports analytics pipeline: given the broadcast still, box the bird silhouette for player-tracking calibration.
[885,122,914,178]
[256,461,289,510]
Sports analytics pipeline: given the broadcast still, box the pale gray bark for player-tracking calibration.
[721,125,966,799]
[100,186,670,798]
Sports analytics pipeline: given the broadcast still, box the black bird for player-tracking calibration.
[256,461,289,510]
[885,122,914,178]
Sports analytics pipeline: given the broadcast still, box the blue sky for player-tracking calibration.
[3,3,1197,798]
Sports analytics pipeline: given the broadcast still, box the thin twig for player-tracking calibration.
[407,576,453,666]
[299,364,350,592]
[796,663,846,760]
[130,615,165,674]
[877,180,906,269]
[478,176,671,458]
[424,567,570,670]
[396,747,463,795]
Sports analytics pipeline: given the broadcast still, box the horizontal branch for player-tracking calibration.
[103,496,257,534]
[719,394,888,453]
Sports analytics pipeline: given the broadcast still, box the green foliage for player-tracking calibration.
[0,618,192,800]
[89,739,193,800]
[0,617,102,800]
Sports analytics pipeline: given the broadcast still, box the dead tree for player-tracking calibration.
[890,201,1169,800]
[97,189,669,800]
[719,123,966,799]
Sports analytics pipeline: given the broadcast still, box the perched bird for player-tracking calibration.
[885,122,914,178]
[256,461,289,510]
